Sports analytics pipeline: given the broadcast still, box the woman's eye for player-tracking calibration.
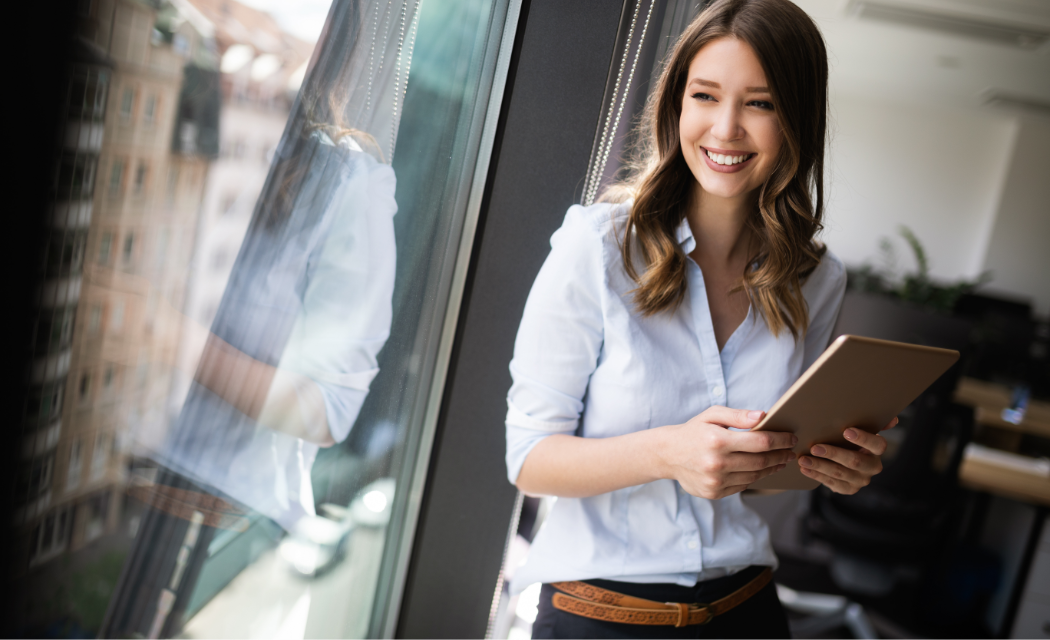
[691,92,715,102]
[749,100,775,111]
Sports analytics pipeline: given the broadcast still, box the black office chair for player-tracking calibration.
[779,292,977,638]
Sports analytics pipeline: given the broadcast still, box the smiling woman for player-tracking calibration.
[504,0,893,638]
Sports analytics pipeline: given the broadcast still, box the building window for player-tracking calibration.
[103,366,114,390]
[57,153,98,201]
[108,158,124,196]
[143,94,156,126]
[120,86,134,120]
[67,440,82,490]
[133,162,148,195]
[123,232,135,264]
[78,373,91,402]
[98,231,112,265]
[91,432,110,480]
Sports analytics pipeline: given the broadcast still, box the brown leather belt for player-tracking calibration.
[551,567,773,628]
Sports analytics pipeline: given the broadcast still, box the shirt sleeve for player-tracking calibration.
[802,251,847,370]
[505,205,607,484]
[276,154,398,444]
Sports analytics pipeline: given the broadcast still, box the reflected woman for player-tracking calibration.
[505,0,894,637]
[148,96,398,531]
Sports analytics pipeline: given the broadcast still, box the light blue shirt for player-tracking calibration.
[505,202,846,593]
[154,134,397,531]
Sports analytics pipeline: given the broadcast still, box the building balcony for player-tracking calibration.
[21,419,61,461]
[51,200,93,230]
[30,350,71,385]
[37,275,81,309]
[64,119,105,153]
[13,490,53,527]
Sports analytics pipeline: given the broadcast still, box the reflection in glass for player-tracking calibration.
[15,0,511,636]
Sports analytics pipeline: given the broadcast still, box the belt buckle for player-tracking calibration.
[694,602,714,625]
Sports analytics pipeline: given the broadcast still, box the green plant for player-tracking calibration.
[846,225,991,313]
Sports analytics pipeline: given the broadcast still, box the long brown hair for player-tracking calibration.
[609,0,828,339]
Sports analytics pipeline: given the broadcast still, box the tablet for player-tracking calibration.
[747,334,960,490]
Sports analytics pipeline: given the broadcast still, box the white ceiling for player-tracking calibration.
[793,0,1050,113]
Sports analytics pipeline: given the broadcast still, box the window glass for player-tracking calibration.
[16,0,514,637]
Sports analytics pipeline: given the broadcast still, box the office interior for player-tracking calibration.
[6,0,1050,638]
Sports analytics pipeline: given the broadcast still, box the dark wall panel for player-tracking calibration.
[396,1,624,637]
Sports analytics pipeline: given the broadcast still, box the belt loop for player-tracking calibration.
[673,602,689,628]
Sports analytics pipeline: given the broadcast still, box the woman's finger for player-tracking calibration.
[724,450,797,472]
[799,450,871,482]
[807,443,881,475]
[842,428,887,456]
[725,463,787,486]
[880,416,899,431]
[799,466,859,495]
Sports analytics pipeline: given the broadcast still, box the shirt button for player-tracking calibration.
[687,540,699,549]
[712,386,724,398]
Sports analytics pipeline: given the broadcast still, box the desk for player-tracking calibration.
[953,377,1050,638]
[953,376,1050,504]
[954,377,1050,435]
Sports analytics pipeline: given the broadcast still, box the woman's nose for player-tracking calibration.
[710,104,744,142]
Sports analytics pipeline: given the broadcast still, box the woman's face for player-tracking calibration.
[679,37,783,202]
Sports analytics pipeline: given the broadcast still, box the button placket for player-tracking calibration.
[685,260,729,407]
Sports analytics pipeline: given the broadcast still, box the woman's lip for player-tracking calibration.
[700,146,755,173]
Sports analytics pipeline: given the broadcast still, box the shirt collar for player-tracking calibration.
[675,216,695,255]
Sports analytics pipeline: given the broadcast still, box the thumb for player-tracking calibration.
[705,406,765,429]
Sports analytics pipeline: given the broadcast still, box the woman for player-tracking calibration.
[504,0,892,637]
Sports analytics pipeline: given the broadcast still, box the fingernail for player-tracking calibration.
[791,435,799,446]
[811,445,826,456]
[844,428,857,441]
[799,457,813,468]
[776,464,786,471]
[748,410,764,420]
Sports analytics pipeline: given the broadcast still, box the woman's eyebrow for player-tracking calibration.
[689,78,770,93]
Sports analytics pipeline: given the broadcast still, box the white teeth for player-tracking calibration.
[706,150,750,166]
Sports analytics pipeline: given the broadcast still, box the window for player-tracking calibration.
[22,0,522,637]
[123,232,135,264]
[25,382,64,429]
[91,431,109,479]
[78,373,90,402]
[108,158,124,196]
[67,440,82,490]
[120,86,134,119]
[133,162,148,195]
[57,153,98,200]
[143,94,156,126]
[97,231,112,264]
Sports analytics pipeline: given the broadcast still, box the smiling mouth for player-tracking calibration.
[704,148,755,166]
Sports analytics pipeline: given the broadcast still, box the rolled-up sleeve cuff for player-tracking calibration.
[506,401,578,433]
[505,400,577,484]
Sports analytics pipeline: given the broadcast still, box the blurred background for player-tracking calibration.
[6,0,1049,638]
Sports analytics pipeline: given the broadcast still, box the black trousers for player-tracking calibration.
[531,565,791,639]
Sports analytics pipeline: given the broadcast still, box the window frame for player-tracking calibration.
[393,0,629,636]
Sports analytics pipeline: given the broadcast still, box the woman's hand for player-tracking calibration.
[662,406,798,500]
[797,417,899,494]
